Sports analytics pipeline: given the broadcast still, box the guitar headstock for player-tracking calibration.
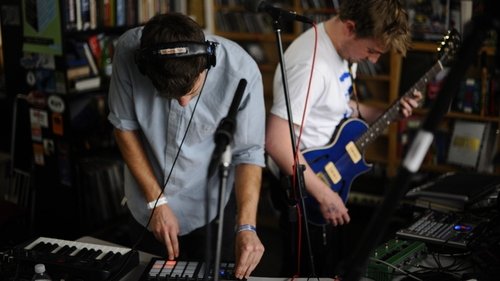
[436,29,461,66]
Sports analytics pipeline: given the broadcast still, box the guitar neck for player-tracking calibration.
[354,59,444,151]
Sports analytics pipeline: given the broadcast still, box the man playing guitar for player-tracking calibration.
[265,0,423,277]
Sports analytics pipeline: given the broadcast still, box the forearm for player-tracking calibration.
[113,128,163,202]
[234,164,262,226]
[265,114,330,199]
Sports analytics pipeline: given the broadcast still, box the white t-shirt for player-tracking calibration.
[271,22,354,151]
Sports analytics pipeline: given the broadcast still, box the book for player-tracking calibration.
[453,78,481,114]
[67,65,91,80]
[62,0,77,31]
[89,0,97,29]
[82,41,99,76]
[80,0,91,30]
[66,39,89,67]
[115,0,126,26]
[447,120,487,168]
[74,76,101,91]
[87,34,103,67]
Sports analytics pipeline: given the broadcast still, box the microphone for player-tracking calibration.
[208,79,247,176]
[215,78,247,148]
[245,0,314,24]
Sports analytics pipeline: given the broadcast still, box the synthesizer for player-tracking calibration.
[14,236,139,280]
[140,258,236,281]
[396,211,486,249]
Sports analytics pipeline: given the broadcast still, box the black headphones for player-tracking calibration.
[134,41,218,74]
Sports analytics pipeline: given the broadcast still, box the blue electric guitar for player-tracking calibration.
[302,30,461,226]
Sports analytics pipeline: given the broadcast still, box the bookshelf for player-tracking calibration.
[398,40,499,176]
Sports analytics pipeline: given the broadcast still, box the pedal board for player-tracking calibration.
[365,238,427,281]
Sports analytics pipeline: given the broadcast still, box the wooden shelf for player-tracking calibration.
[213,31,296,42]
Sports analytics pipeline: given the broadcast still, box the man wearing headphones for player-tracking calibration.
[107,13,266,279]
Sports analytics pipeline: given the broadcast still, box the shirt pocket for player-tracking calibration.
[184,119,217,146]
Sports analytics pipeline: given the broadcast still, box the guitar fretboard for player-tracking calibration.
[355,60,444,151]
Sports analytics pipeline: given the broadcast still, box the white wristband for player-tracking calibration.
[147,196,168,210]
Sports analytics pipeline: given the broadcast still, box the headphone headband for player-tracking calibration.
[135,40,218,73]
[146,41,217,58]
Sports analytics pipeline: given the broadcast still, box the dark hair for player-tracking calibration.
[339,0,411,55]
[139,13,207,98]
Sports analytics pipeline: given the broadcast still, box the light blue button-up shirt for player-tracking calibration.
[107,27,266,235]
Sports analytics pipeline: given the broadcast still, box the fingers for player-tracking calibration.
[236,249,259,279]
[328,209,350,226]
[400,96,417,117]
[322,192,350,226]
[163,231,175,260]
[151,205,180,260]
[401,90,423,117]
[162,228,179,260]
[234,232,265,279]
[171,231,179,259]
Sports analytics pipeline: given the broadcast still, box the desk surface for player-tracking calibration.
[78,236,478,281]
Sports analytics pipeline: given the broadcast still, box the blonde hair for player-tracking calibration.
[339,0,411,55]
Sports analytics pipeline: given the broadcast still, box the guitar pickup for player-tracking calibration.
[345,141,361,163]
[316,172,330,186]
[325,162,341,184]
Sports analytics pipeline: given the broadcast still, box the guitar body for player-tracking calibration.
[302,118,372,225]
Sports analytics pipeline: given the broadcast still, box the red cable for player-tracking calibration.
[291,23,319,277]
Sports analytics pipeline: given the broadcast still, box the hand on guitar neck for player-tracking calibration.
[398,89,423,119]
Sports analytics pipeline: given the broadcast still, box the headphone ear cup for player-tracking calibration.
[208,52,216,68]
[207,42,217,68]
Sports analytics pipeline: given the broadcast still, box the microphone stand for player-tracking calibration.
[271,17,316,276]
[215,145,231,281]
[206,79,247,281]
[206,135,232,281]
[337,6,500,281]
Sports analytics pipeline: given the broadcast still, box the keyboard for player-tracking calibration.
[140,258,236,281]
[15,236,139,280]
[396,211,485,249]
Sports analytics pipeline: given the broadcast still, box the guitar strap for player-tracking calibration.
[349,63,365,121]
[326,64,366,144]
